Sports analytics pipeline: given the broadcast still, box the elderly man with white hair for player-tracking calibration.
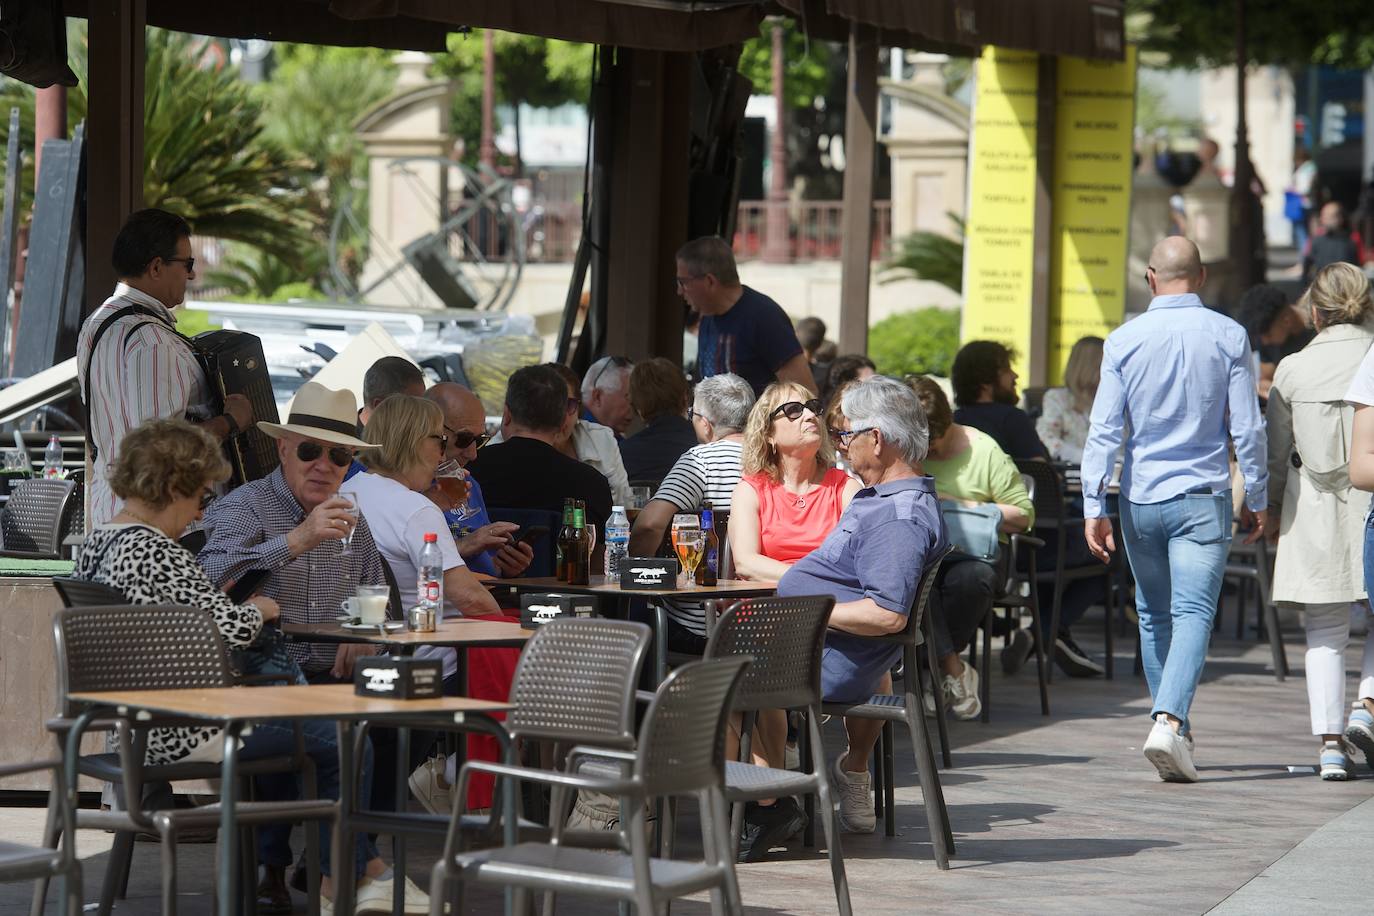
[581,355,635,436]
[776,376,948,834]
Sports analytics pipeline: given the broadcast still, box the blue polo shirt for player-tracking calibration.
[441,476,498,577]
[777,475,947,703]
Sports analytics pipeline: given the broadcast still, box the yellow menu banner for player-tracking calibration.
[961,47,1040,381]
[1048,47,1137,384]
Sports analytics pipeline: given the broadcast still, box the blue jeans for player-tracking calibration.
[1119,492,1232,733]
[1362,507,1374,598]
[248,719,378,879]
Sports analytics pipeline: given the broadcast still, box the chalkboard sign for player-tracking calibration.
[14,123,84,380]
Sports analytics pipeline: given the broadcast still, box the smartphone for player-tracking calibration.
[227,569,271,604]
[514,525,551,546]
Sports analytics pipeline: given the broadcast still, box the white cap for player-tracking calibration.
[612,505,624,513]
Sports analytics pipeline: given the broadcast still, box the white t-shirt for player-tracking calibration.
[341,471,466,677]
[1345,345,1374,407]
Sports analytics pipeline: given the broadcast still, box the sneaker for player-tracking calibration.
[1054,631,1104,678]
[830,756,876,833]
[1344,704,1374,773]
[1142,716,1198,783]
[408,755,453,815]
[1319,741,1352,781]
[736,797,807,863]
[1001,627,1033,675]
[943,663,981,721]
[355,874,431,915]
[784,742,801,771]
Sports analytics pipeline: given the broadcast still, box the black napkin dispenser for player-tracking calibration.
[520,592,598,628]
[619,557,679,590]
[354,656,442,699]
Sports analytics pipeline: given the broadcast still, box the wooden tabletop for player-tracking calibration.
[68,683,512,722]
[283,618,533,647]
[491,575,778,599]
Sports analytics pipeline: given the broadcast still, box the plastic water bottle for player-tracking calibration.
[42,435,62,479]
[604,505,630,579]
[417,532,443,611]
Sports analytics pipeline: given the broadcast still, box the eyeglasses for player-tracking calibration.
[832,427,877,447]
[164,256,196,273]
[443,425,490,450]
[1144,265,1155,285]
[296,441,354,468]
[425,433,449,450]
[769,398,824,422]
[675,274,702,289]
[688,407,704,423]
[589,355,632,392]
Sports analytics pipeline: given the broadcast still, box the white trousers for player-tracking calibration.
[1297,602,1374,736]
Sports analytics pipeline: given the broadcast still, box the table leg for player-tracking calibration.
[392,724,411,916]
[652,601,668,685]
[335,720,356,916]
[217,721,245,916]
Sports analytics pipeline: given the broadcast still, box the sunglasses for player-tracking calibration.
[164,256,196,273]
[769,398,824,422]
[443,425,491,450]
[296,441,355,468]
[590,355,632,391]
[425,433,449,450]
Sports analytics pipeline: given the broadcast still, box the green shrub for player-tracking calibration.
[868,307,961,379]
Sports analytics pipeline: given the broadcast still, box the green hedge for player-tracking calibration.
[867,307,961,379]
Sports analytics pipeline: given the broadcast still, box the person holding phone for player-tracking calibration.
[422,382,535,578]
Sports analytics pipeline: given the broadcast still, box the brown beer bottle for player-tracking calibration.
[556,499,576,581]
[570,503,591,585]
[697,502,720,586]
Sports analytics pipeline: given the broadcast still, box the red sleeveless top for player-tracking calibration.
[742,467,850,564]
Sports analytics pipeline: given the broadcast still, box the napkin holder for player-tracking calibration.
[354,656,442,699]
[520,592,598,628]
[620,558,679,590]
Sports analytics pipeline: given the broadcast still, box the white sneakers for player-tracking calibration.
[830,756,876,833]
[408,755,454,815]
[354,874,431,915]
[943,663,982,721]
[1142,715,1198,783]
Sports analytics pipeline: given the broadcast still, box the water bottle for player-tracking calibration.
[43,435,62,479]
[417,532,443,611]
[604,505,630,579]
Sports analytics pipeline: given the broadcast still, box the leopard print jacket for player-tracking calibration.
[76,524,265,765]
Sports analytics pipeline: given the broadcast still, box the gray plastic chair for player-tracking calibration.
[820,547,955,869]
[703,595,850,915]
[38,605,332,916]
[431,656,751,916]
[1,758,80,916]
[49,576,125,608]
[1,478,76,558]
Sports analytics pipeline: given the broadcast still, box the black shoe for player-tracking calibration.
[256,864,294,916]
[737,798,807,863]
[1054,631,1104,677]
[1001,627,1033,674]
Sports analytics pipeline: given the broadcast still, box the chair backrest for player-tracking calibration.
[2,478,76,557]
[705,594,834,711]
[52,605,233,717]
[51,576,127,608]
[487,506,561,578]
[903,544,955,640]
[636,656,750,798]
[506,617,651,749]
[1014,458,1064,524]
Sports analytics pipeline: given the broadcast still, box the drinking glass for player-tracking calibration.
[671,514,702,588]
[337,492,360,557]
[436,459,479,522]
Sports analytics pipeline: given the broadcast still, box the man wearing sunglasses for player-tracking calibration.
[198,382,429,911]
[675,236,817,397]
[423,383,534,578]
[79,208,254,527]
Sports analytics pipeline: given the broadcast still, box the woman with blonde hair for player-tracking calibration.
[1036,336,1104,463]
[1272,261,1374,780]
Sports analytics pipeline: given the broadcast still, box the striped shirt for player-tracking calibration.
[198,468,385,674]
[77,284,212,527]
[652,437,743,637]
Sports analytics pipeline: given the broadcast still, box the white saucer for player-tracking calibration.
[341,620,405,631]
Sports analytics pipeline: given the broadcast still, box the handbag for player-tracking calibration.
[231,624,306,685]
[940,500,1002,561]
[1283,190,1305,223]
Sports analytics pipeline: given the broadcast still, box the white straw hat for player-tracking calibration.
[257,382,376,449]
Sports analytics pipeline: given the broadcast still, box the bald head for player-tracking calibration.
[1320,201,1346,231]
[1148,237,1205,293]
[424,382,487,465]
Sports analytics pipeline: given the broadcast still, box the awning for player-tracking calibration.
[775,0,1125,60]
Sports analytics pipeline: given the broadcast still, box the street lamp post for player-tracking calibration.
[1229,0,1262,292]
[762,21,791,263]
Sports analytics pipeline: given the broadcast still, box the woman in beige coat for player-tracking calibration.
[1267,262,1374,780]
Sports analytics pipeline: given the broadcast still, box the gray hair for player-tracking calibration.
[841,376,929,466]
[693,373,754,431]
[581,355,632,400]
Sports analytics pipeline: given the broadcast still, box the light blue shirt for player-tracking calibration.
[1081,293,1267,518]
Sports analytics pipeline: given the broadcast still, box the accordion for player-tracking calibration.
[193,329,281,487]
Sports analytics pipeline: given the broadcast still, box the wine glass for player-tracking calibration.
[337,491,360,557]
[436,459,479,522]
[671,514,702,588]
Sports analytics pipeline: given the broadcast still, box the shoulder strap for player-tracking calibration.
[82,304,191,460]
[85,525,149,583]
